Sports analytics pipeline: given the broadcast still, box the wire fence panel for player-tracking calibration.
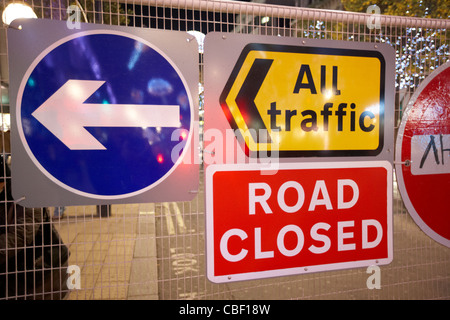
[0,0,449,300]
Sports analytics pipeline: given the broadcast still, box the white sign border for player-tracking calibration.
[205,161,393,283]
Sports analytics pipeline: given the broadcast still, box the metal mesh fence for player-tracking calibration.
[0,0,449,300]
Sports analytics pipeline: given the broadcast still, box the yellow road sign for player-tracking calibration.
[220,44,386,157]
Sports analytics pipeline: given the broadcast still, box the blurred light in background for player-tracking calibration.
[2,2,37,26]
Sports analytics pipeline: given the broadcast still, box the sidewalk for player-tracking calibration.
[53,203,159,300]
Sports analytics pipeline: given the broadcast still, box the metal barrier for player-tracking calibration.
[0,0,449,300]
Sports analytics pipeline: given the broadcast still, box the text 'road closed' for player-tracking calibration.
[206,162,393,283]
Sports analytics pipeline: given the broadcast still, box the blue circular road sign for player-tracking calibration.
[17,30,194,198]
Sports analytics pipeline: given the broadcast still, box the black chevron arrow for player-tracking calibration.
[235,58,274,144]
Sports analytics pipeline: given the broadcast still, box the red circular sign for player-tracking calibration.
[395,62,450,247]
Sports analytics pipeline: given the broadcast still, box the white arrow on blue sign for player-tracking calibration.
[9,20,198,205]
[32,80,181,150]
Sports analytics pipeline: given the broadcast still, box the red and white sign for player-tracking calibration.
[395,61,450,248]
[206,161,393,283]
